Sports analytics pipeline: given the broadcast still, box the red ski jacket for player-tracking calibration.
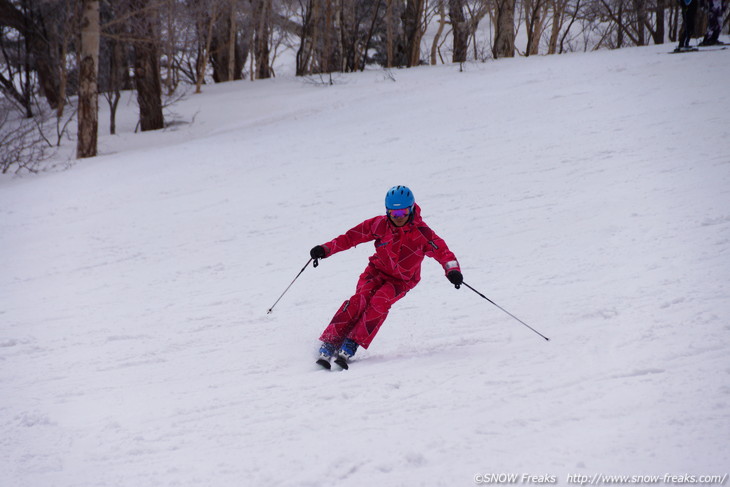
[321,204,460,286]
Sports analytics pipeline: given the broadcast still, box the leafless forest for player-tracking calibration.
[1,0,728,170]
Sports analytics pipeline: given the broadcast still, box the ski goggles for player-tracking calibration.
[388,207,411,218]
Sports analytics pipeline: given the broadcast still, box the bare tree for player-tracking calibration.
[545,0,582,54]
[295,0,316,75]
[594,0,667,48]
[558,0,583,53]
[492,0,516,58]
[45,0,77,120]
[431,0,447,64]
[0,100,51,174]
[192,1,220,92]
[449,0,469,62]
[226,0,237,78]
[250,0,272,78]
[524,0,550,55]
[402,0,426,66]
[0,20,35,117]
[209,0,246,82]
[99,0,130,135]
[386,0,395,66]
[128,0,164,130]
[651,0,666,44]
[77,0,100,158]
[296,0,337,75]
[0,0,63,110]
[338,0,363,71]
[295,0,371,75]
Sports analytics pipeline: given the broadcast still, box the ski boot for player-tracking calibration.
[334,338,359,370]
[316,342,335,369]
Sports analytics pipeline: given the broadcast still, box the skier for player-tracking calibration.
[699,0,726,46]
[676,0,699,52]
[310,186,463,369]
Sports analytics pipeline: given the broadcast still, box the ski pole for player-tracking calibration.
[267,257,317,314]
[462,281,550,341]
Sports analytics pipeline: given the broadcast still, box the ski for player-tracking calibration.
[669,46,727,54]
[314,339,354,370]
[316,358,332,370]
[315,356,350,370]
[333,356,349,370]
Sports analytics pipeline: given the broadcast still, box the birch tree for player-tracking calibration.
[524,0,550,55]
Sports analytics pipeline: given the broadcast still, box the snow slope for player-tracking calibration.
[1,43,729,487]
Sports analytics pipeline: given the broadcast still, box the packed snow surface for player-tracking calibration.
[1,43,729,487]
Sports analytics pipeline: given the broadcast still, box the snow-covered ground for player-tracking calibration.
[1,42,729,487]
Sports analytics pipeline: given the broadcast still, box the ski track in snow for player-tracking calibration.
[1,43,729,486]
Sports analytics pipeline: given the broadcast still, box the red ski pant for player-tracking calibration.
[319,264,414,349]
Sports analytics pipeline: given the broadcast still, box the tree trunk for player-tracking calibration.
[131,0,164,131]
[363,0,384,69]
[0,0,62,109]
[616,3,624,48]
[163,0,175,94]
[547,0,567,54]
[633,0,646,46]
[227,0,237,80]
[431,0,447,64]
[402,0,425,66]
[559,0,581,53]
[211,0,244,82]
[654,0,665,45]
[195,5,218,92]
[493,0,516,58]
[321,0,334,72]
[254,0,272,78]
[668,3,679,42]
[339,0,355,72]
[99,0,124,134]
[77,0,100,159]
[525,0,549,56]
[449,0,468,62]
[386,0,394,67]
[296,0,316,75]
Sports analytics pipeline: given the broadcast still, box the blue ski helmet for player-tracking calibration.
[385,185,415,210]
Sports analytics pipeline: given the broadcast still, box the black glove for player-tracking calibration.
[447,270,463,289]
[310,245,326,260]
